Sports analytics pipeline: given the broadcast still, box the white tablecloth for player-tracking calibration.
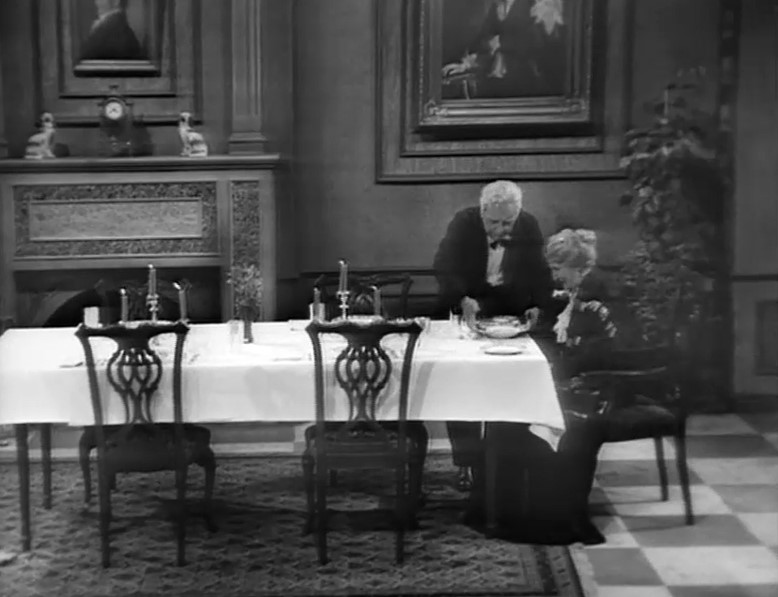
[0,321,565,437]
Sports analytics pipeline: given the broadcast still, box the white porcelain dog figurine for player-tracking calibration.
[178,112,208,157]
[25,112,56,160]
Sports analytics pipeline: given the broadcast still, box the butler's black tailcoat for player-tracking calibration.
[433,207,555,319]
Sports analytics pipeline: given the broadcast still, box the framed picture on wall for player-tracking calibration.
[414,0,601,131]
[375,0,630,182]
[37,0,197,124]
[67,0,168,76]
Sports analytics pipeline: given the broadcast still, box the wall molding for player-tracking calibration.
[730,273,778,282]
[755,300,778,376]
[228,0,267,153]
[0,50,7,158]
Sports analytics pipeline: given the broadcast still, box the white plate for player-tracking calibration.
[483,344,524,356]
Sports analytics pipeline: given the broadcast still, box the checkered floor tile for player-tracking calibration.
[586,412,778,596]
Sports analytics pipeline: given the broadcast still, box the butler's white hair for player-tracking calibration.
[479,180,523,214]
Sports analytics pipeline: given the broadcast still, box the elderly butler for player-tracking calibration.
[433,180,555,490]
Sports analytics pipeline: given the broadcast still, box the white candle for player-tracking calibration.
[148,264,157,295]
[338,260,348,293]
[119,288,128,322]
[173,282,187,321]
[371,285,381,316]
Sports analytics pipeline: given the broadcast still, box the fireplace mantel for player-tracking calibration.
[0,155,282,325]
[0,155,282,174]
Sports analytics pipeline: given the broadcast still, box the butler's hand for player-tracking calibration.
[460,297,481,324]
[523,307,541,330]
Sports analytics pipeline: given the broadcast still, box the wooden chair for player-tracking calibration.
[78,280,190,501]
[302,319,427,565]
[313,272,413,320]
[575,343,694,525]
[75,321,216,567]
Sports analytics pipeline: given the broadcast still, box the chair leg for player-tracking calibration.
[302,456,315,535]
[97,465,112,568]
[15,424,31,552]
[674,432,694,525]
[41,424,52,510]
[407,459,422,530]
[394,463,406,565]
[78,434,92,504]
[329,469,339,487]
[175,465,188,566]
[653,436,669,501]
[199,449,217,533]
[315,464,328,565]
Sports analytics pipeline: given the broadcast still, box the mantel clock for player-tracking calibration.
[97,88,137,157]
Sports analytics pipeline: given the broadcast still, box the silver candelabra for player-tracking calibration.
[146,292,160,322]
[336,290,350,320]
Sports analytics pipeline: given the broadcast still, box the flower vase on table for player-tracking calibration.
[228,264,263,345]
[239,306,256,344]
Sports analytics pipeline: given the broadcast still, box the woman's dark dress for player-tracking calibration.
[464,276,616,545]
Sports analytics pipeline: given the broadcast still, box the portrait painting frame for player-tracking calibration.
[414,0,600,131]
[37,0,198,125]
[65,0,168,77]
[375,0,632,182]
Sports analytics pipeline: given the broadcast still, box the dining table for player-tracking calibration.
[0,319,566,551]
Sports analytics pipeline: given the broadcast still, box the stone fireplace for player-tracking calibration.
[0,155,280,327]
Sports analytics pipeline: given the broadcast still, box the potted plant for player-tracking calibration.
[617,69,728,409]
[228,264,263,343]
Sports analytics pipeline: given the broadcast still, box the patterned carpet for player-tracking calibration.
[0,454,591,597]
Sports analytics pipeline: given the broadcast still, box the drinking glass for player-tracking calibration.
[228,319,242,352]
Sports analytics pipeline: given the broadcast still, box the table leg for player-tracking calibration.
[15,424,31,552]
[41,424,52,509]
[484,423,497,538]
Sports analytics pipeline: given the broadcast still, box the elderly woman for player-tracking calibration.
[465,227,616,545]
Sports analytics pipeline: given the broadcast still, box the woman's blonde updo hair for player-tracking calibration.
[545,228,598,272]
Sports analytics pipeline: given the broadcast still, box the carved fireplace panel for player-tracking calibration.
[15,182,218,257]
[0,156,279,327]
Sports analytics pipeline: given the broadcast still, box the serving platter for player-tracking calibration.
[471,317,532,339]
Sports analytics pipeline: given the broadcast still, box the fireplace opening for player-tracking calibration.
[14,267,223,328]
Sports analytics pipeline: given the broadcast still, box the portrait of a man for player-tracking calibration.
[77,0,147,62]
[440,0,569,100]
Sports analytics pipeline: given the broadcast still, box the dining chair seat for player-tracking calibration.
[601,398,679,442]
[80,424,214,477]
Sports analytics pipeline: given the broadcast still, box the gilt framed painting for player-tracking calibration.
[414,0,601,130]
[375,0,630,182]
[37,0,197,124]
[68,0,168,76]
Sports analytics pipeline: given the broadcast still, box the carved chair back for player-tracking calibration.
[313,273,414,320]
[305,319,422,458]
[75,321,189,456]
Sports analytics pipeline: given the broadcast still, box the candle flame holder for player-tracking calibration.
[336,290,351,320]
